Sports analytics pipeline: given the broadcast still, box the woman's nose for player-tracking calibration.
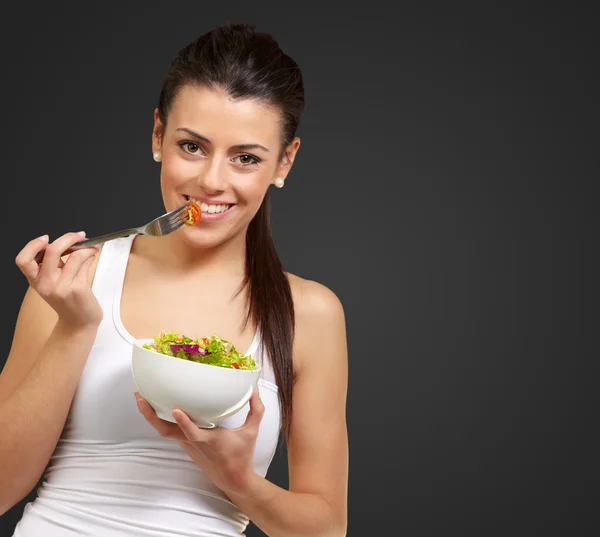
[196,159,226,193]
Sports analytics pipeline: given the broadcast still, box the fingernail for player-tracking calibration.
[172,410,182,421]
[38,234,49,242]
[134,392,141,401]
[77,231,86,236]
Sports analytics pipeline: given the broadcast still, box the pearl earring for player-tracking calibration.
[153,152,161,162]
[274,178,285,188]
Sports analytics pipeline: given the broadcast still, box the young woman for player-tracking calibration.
[0,23,348,537]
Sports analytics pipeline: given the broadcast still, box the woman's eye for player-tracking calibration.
[178,141,201,155]
[235,154,260,166]
[183,142,200,154]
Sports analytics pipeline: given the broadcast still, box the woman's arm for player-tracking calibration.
[225,278,349,537]
[0,234,102,513]
[0,310,99,513]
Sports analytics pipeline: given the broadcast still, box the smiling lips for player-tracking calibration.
[183,196,235,224]
[185,195,233,215]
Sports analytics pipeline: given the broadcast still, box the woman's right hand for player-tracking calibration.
[15,231,103,328]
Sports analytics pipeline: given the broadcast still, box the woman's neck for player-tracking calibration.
[133,231,247,280]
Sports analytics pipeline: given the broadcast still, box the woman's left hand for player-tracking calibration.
[135,389,264,496]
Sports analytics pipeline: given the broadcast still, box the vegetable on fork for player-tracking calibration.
[185,201,202,225]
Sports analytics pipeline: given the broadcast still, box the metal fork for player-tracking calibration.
[34,201,191,263]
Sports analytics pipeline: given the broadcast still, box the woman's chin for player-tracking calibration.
[177,225,236,250]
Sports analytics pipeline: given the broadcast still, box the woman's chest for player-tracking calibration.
[119,261,256,355]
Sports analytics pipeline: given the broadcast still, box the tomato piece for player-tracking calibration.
[231,363,240,369]
[185,202,202,225]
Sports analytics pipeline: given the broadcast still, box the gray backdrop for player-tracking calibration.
[0,3,595,537]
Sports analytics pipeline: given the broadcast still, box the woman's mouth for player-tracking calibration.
[184,195,234,220]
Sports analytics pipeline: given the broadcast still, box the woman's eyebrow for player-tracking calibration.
[175,127,270,152]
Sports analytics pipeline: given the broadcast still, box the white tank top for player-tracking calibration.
[12,235,281,537]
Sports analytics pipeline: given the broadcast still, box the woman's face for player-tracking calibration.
[152,84,299,250]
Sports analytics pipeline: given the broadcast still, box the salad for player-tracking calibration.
[143,332,257,370]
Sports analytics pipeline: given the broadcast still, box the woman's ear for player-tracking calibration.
[152,108,163,154]
[273,137,301,184]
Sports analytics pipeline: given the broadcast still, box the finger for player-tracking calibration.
[72,250,98,287]
[135,393,186,441]
[172,408,209,442]
[241,389,265,430]
[15,235,49,283]
[38,231,86,281]
[59,247,98,285]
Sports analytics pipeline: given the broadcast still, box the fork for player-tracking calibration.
[34,201,192,263]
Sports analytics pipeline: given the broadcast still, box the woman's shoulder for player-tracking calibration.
[285,273,346,371]
[286,272,345,322]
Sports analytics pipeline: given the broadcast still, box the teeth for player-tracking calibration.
[188,197,230,214]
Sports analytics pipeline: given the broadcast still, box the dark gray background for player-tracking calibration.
[0,3,596,537]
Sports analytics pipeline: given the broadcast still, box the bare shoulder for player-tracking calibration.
[287,272,344,324]
[286,273,347,372]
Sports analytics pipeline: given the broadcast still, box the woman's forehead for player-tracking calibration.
[167,84,282,145]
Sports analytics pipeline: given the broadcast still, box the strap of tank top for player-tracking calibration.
[91,235,135,312]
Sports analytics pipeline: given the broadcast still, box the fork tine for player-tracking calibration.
[157,217,186,234]
[164,213,189,228]
[160,204,190,225]
[165,218,187,232]
[167,207,189,221]
[173,202,191,213]
[153,204,189,226]
[167,204,191,217]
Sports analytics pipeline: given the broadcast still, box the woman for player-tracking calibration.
[0,23,348,537]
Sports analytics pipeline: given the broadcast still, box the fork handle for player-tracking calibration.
[34,228,139,263]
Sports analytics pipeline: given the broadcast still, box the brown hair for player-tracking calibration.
[156,23,304,440]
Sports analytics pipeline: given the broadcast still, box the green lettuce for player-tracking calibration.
[143,332,257,370]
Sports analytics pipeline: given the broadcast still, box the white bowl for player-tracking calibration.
[131,338,261,428]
